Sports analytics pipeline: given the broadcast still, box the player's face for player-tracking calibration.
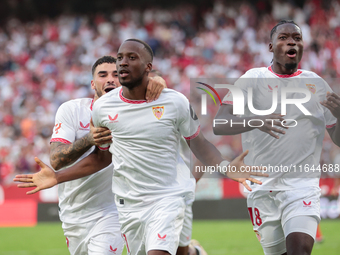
[116,41,152,89]
[269,23,303,72]
[91,62,120,99]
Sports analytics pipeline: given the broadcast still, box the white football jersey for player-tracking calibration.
[51,98,117,224]
[92,88,200,209]
[222,67,337,191]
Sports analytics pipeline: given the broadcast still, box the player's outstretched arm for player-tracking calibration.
[223,150,268,191]
[145,76,167,103]
[213,104,287,139]
[188,132,267,191]
[50,119,112,170]
[14,148,112,194]
[14,157,58,194]
[322,92,340,147]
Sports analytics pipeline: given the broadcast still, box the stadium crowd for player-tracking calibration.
[1,0,340,184]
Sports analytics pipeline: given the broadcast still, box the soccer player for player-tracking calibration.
[47,55,166,255]
[92,38,268,255]
[214,20,340,255]
[15,39,266,255]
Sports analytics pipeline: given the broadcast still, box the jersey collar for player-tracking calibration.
[268,66,302,78]
[119,88,146,104]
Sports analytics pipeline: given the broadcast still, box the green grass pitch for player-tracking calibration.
[0,220,339,254]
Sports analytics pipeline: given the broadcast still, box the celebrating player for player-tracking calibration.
[45,56,165,255]
[88,39,266,255]
[214,20,340,255]
[15,39,267,255]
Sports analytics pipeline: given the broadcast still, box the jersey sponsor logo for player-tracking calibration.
[268,85,278,92]
[303,201,312,207]
[55,123,62,134]
[109,246,117,253]
[306,84,316,94]
[152,106,164,120]
[66,237,69,248]
[108,114,119,123]
[79,121,90,130]
[157,233,167,241]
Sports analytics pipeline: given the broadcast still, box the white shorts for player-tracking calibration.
[247,186,321,255]
[179,204,193,247]
[62,212,124,255]
[117,196,186,255]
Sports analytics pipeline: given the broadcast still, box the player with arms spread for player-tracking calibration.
[214,20,340,255]
[15,39,267,255]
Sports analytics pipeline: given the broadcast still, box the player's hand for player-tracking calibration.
[13,157,58,195]
[224,150,268,191]
[257,114,288,139]
[89,118,112,146]
[145,76,167,103]
[321,92,340,119]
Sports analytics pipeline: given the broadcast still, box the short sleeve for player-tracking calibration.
[92,100,102,128]
[50,102,76,144]
[176,94,200,140]
[92,99,110,150]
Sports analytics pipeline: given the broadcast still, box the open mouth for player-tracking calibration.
[286,49,297,58]
[104,87,115,93]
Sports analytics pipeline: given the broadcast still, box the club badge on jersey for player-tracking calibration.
[306,84,316,94]
[152,106,164,120]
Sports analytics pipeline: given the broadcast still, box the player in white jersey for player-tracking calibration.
[214,20,340,255]
[15,39,266,255]
[91,39,267,255]
[47,55,166,255]
[49,56,123,255]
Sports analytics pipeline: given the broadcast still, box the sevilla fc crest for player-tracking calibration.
[306,84,316,94]
[152,106,164,120]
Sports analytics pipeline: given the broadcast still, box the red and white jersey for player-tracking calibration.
[222,67,337,191]
[51,98,117,224]
[92,88,200,209]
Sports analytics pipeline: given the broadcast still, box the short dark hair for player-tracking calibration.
[92,56,116,76]
[125,38,154,62]
[270,20,301,40]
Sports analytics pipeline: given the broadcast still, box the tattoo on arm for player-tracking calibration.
[50,133,94,170]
